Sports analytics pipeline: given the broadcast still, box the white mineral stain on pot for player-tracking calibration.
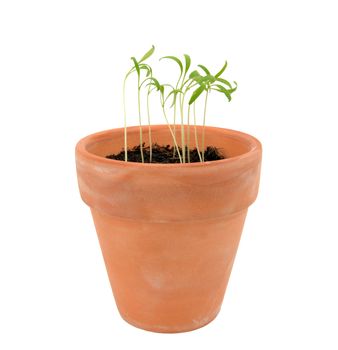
[143,272,165,290]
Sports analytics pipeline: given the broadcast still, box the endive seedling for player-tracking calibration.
[147,78,183,162]
[123,45,155,162]
[188,61,237,161]
[159,54,191,162]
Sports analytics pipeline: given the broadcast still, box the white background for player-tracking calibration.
[1,0,337,349]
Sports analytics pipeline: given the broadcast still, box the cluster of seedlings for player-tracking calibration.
[109,46,237,163]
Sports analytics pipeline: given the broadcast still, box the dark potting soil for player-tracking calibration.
[106,144,225,163]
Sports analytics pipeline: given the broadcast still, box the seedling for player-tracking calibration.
[123,46,154,162]
[188,62,238,161]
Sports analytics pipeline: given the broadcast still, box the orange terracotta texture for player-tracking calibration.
[75,125,262,333]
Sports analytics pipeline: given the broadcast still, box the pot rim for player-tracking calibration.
[76,124,262,168]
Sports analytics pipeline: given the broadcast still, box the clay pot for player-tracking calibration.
[75,125,262,333]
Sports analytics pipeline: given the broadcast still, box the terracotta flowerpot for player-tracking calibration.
[75,125,262,333]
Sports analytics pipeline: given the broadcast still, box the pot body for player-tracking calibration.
[76,125,262,333]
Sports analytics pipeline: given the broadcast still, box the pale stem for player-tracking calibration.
[173,102,177,158]
[162,105,182,163]
[187,104,191,163]
[174,71,183,159]
[193,102,202,162]
[137,75,144,163]
[146,88,152,163]
[202,89,209,162]
[180,93,186,163]
[123,77,128,162]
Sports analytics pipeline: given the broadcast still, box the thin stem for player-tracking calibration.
[137,75,144,163]
[146,88,152,163]
[193,102,202,162]
[162,105,182,163]
[202,89,209,162]
[176,75,193,163]
[187,104,191,163]
[173,102,177,158]
[123,77,128,162]
[180,93,185,163]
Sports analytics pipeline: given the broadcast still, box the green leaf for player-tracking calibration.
[184,54,191,74]
[197,64,211,75]
[216,77,232,88]
[189,70,205,85]
[139,45,155,63]
[166,90,177,107]
[212,84,232,101]
[190,72,215,86]
[166,89,183,107]
[189,70,202,79]
[149,77,161,90]
[145,80,160,94]
[145,82,155,89]
[229,81,238,93]
[162,83,175,90]
[140,63,152,77]
[160,56,183,77]
[159,85,165,104]
[131,57,140,76]
[215,61,227,78]
[204,74,216,84]
[189,84,206,105]
[140,76,160,89]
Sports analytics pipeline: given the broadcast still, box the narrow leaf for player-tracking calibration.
[189,84,206,105]
[166,90,177,107]
[131,57,140,76]
[189,70,202,79]
[229,81,238,93]
[162,83,175,90]
[215,61,228,78]
[184,54,191,74]
[166,89,183,107]
[189,70,205,85]
[191,73,215,86]
[198,64,211,75]
[159,85,165,104]
[204,74,216,84]
[145,82,156,89]
[212,84,232,101]
[140,76,159,89]
[140,63,152,77]
[139,45,155,63]
[216,77,232,88]
[160,56,183,76]
[149,77,161,90]
[145,81,160,94]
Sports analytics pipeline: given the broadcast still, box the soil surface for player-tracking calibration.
[106,144,225,163]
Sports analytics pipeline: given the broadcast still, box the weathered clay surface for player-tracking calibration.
[76,125,262,333]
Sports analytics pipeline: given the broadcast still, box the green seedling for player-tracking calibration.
[159,54,191,162]
[188,61,237,161]
[123,45,154,162]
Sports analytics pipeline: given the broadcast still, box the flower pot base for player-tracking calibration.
[119,307,221,333]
